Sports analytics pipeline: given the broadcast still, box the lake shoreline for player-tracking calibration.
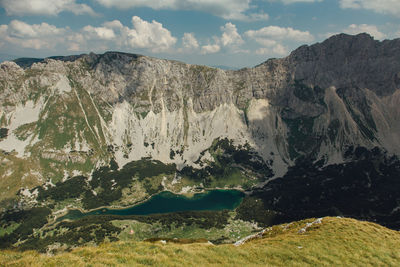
[54,188,245,222]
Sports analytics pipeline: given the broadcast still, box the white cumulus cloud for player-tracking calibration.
[255,44,287,56]
[220,23,244,47]
[1,20,67,50]
[200,22,245,54]
[245,26,314,42]
[83,26,116,40]
[182,33,199,50]
[245,25,312,58]
[8,20,65,38]
[102,20,124,30]
[75,17,177,53]
[340,0,400,17]
[0,0,96,16]
[126,16,177,52]
[254,39,288,56]
[0,16,177,53]
[201,44,220,54]
[95,0,268,21]
[8,20,66,37]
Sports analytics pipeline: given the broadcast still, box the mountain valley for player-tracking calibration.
[0,33,400,253]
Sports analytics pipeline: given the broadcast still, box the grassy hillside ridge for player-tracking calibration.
[1,217,399,266]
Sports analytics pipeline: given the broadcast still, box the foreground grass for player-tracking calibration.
[1,217,400,266]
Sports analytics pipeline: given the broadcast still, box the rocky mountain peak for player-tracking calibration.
[290,33,377,63]
[288,33,400,96]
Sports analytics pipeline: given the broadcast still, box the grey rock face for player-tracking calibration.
[290,33,400,96]
[0,33,399,196]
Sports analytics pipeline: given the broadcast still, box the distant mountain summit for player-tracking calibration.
[0,53,17,63]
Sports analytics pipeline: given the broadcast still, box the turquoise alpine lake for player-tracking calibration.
[59,190,244,221]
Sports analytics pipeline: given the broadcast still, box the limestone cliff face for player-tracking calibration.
[0,33,400,202]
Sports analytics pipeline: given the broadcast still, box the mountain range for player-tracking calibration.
[0,33,400,251]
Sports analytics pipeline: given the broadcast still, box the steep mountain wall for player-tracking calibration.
[0,33,399,207]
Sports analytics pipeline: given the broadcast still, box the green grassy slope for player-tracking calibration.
[1,217,399,266]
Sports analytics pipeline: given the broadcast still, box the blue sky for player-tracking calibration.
[0,0,399,68]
